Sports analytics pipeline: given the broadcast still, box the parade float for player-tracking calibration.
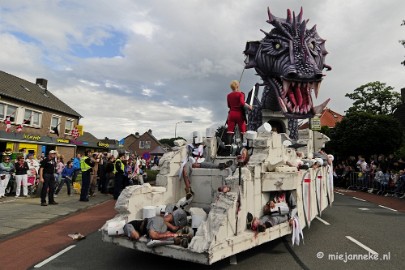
[101,7,333,265]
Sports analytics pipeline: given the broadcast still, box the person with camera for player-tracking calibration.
[14,155,29,197]
[89,152,102,196]
[55,160,74,197]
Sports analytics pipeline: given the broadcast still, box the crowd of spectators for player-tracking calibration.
[334,154,405,198]
[0,148,161,200]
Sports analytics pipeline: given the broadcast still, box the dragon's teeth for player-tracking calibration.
[278,97,288,113]
[282,80,291,98]
[314,81,321,98]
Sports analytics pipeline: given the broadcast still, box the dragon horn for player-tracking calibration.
[286,9,292,23]
[313,99,330,115]
[292,11,297,36]
[267,7,274,22]
[297,7,303,23]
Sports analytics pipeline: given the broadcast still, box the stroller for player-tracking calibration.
[27,175,40,196]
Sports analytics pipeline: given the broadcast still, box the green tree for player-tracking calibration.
[326,112,403,158]
[320,126,331,138]
[345,81,401,115]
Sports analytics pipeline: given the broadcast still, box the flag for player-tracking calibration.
[119,138,125,146]
[71,127,79,140]
[15,116,31,133]
[16,124,23,133]
[4,116,11,132]
[52,126,59,136]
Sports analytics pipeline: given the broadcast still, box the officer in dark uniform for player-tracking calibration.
[39,150,58,206]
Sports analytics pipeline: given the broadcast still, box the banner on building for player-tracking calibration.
[76,125,84,136]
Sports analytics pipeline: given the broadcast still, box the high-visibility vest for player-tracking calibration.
[113,159,124,174]
[80,156,91,172]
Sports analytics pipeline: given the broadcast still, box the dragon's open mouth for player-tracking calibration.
[275,77,330,118]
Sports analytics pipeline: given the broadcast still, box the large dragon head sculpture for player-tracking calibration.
[244,7,331,119]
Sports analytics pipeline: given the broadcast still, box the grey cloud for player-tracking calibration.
[1,0,404,140]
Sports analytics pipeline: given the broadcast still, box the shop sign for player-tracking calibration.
[23,134,41,141]
[97,142,109,148]
[57,139,70,144]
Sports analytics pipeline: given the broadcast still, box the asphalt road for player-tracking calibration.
[29,193,404,270]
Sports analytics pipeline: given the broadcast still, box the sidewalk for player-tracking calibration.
[0,198,116,270]
[0,187,113,240]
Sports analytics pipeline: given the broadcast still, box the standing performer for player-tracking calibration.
[226,80,252,145]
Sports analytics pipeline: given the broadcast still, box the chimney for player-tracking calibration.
[148,129,152,134]
[402,88,405,104]
[36,78,48,89]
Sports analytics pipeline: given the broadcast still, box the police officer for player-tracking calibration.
[79,150,95,202]
[39,150,58,206]
[113,152,125,200]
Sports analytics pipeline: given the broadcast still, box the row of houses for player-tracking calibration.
[0,70,166,161]
[6,69,401,161]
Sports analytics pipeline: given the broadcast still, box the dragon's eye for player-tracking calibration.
[273,42,282,50]
[262,39,287,56]
[308,41,316,51]
[308,40,316,51]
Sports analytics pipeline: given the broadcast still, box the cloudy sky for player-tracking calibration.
[0,0,404,141]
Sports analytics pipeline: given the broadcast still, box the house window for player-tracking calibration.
[0,103,18,122]
[65,119,74,134]
[6,105,18,122]
[139,141,151,149]
[23,109,42,127]
[50,115,61,133]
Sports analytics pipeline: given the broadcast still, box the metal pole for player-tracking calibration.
[174,121,192,138]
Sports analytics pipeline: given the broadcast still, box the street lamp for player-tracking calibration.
[175,120,192,138]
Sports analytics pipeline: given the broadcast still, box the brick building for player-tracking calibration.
[123,130,165,159]
[0,71,83,160]
[299,107,344,129]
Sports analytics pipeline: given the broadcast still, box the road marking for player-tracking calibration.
[352,197,366,202]
[34,245,76,268]
[378,205,398,212]
[315,216,330,225]
[335,189,355,193]
[335,191,344,195]
[358,208,370,211]
[345,236,378,255]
